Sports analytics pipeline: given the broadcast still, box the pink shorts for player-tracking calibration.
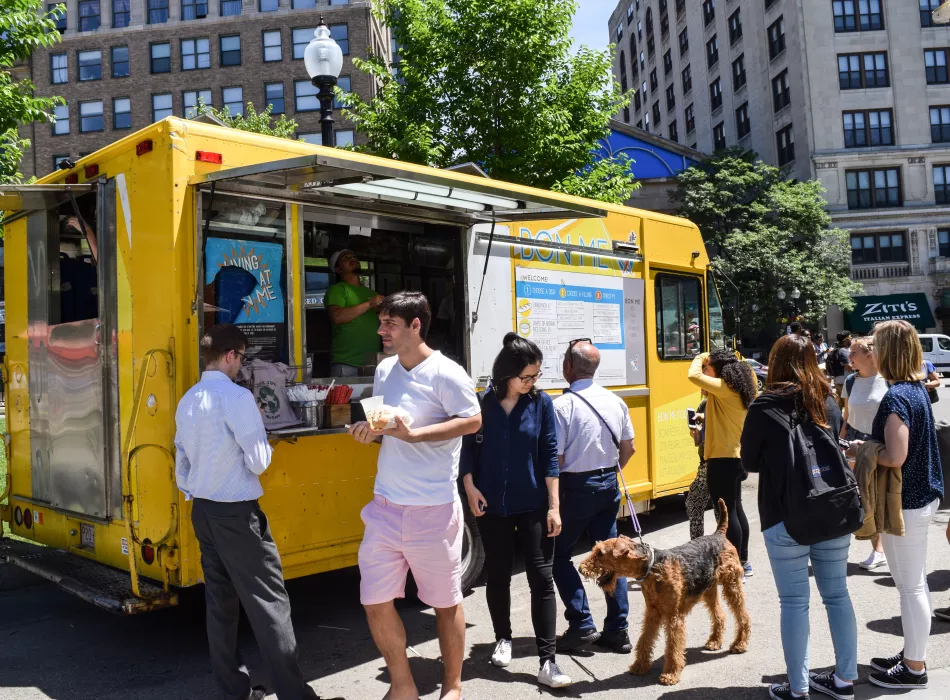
[358,495,463,609]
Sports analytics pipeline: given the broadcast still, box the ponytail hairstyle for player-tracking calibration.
[491,332,543,398]
[707,348,758,408]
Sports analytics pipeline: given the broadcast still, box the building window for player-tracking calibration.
[642,80,648,101]
[634,90,641,112]
[676,0,685,13]
[627,2,634,23]
[112,0,129,27]
[78,50,102,81]
[679,27,689,56]
[650,68,658,92]
[940,230,950,256]
[295,80,318,112]
[922,0,940,27]
[706,35,719,69]
[182,38,210,71]
[926,49,949,84]
[293,0,315,6]
[150,43,171,73]
[713,122,726,149]
[682,64,692,93]
[652,100,662,126]
[617,22,623,41]
[112,46,129,77]
[184,89,212,117]
[851,232,906,264]
[666,84,675,111]
[79,100,103,132]
[838,52,889,89]
[644,111,650,132]
[663,49,673,76]
[729,9,742,44]
[660,13,669,39]
[222,87,243,116]
[52,104,69,135]
[834,0,884,31]
[263,30,282,62]
[148,0,168,24]
[768,16,786,59]
[846,168,901,209]
[335,75,351,109]
[260,0,277,10]
[655,273,704,360]
[772,69,791,111]
[935,165,950,204]
[293,28,316,59]
[834,0,857,31]
[732,54,746,90]
[51,53,67,84]
[669,119,678,143]
[181,0,208,20]
[78,0,100,31]
[766,0,779,8]
[647,35,655,59]
[299,132,322,145]
[703,0,715,26]
[48,3,66,33]
[776,124,794,165]
[330,24,349,55]
[685,103,695,133]
[931,106,950,142]
[53,155,70,169]
[843,109,893,147]
[639,51,645,71]
[858,0,883,30]
[709,77,722,111]
[152,93,173,121]
[265,82,284,114]
[113,97,131,129]
[221,0,241,15]
[220,35,241,66]
[736,102,750,138]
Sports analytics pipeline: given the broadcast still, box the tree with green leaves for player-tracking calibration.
[194,101,299,139]
[340,0,638,204]
[1,0,66,184]
[672,148,861,341]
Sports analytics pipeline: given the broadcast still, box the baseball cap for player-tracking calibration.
[330,249,355,272]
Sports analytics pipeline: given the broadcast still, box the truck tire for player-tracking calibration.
[459,505,486,593]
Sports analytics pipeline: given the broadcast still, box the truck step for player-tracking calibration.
[0,537,177,615]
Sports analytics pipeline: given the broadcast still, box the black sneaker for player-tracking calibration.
[869,650,903,672]
[556,627,600,652]
[869,662,929,690]
[769,682,810,700]
[934,607,950,622]
[808,671,854,700]
[593,628,632,653]
[248,687,268,700]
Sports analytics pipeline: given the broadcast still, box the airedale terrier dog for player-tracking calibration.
[578,499,750,686]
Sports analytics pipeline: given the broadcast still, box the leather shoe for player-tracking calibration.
[594,628,632,653]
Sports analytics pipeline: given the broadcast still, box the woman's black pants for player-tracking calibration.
[705,457,751,562]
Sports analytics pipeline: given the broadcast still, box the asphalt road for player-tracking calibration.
[2,390,950,700]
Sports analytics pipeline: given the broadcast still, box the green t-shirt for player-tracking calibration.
[325,281,381,367]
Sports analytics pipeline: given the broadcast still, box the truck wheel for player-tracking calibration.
[459,506,485,593]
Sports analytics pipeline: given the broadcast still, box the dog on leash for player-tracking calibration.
[578,498,750,686]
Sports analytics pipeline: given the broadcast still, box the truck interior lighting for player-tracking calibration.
[332,182,487,211]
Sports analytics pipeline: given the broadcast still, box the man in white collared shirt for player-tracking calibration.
[551,339,635,656]
[175,324,318,700]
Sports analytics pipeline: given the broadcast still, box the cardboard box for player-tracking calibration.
[329,403,351,428]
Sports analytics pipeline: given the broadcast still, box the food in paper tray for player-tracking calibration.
[365,405,413,431]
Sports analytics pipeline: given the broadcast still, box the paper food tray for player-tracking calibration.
[360,396,413,430]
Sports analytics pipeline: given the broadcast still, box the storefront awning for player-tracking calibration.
[845,293,936,333]
[189,153,608,226]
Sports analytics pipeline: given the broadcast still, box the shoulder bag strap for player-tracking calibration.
[564,388,620,449]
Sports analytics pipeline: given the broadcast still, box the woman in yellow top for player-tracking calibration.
[688,349,758,577]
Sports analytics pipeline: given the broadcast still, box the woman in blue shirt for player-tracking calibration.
[461,333,569,689]
[860,320,944,691]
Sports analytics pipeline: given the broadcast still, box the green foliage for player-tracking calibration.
[340,0,638,204]
[0,0,66,184]
[672,148,861,335]
[194,101,299,140]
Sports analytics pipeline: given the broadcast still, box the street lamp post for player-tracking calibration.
[303,19,343,147]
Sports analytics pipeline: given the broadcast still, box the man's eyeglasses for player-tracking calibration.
[233,350,248,362]
[519,371,543,383]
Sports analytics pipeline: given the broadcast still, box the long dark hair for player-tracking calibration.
[492,333,543,398]
[765,334,832,427]
[708,348,757,408]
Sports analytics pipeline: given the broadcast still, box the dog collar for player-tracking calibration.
[633,543,655,582]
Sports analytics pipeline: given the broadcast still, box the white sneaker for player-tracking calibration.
[538,659,572,688]
[490,639,512,667]
[860,551,887,570]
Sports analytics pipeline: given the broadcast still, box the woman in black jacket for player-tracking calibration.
[741,335,857,700]
[459,333,570,689]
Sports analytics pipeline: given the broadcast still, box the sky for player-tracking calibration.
[569,0,616,54]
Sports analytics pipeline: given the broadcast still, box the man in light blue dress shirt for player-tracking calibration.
[175,324,320,700]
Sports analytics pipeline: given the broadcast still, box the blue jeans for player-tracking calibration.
[552,470,629,633]
[764,522,858,694]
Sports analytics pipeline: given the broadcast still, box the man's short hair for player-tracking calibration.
[789,322,802,334]
[378,291,431,338]
[569,342,600,377]
[200,323,248,365]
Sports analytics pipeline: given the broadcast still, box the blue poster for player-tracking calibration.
[205,238,285,324]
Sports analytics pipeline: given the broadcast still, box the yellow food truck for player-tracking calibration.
[0,119,723,614]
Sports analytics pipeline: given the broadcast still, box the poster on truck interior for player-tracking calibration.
[515,267,628,388]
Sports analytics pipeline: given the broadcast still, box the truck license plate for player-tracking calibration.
[80,523,95,550]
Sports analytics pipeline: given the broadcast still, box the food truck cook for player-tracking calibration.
[326,249,384,377]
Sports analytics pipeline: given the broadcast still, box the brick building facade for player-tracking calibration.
[20,0,389,179]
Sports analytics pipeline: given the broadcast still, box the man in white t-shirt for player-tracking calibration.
[552,340,636,655]
[347,291,481,700]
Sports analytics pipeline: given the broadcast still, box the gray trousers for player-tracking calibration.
[191,498,316,700]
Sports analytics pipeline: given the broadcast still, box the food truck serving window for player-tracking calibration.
[707,273,727,351]
[655,273,704,360]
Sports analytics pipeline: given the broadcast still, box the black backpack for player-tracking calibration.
[783,410,864,545]
[826,347,845,378]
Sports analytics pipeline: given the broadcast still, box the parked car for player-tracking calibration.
[918,333,950,376]
[745,358,768,392]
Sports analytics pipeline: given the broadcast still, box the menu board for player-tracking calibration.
[623,277,647,385]
[514,267,626,387]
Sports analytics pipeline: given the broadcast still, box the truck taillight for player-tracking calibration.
[136,139,153,156]
[23,508,32,529]
[196,151,223,164]
[84,164,99,178]
[141,539,155,565]
[65,173,78,184]
[13,506,22,526]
